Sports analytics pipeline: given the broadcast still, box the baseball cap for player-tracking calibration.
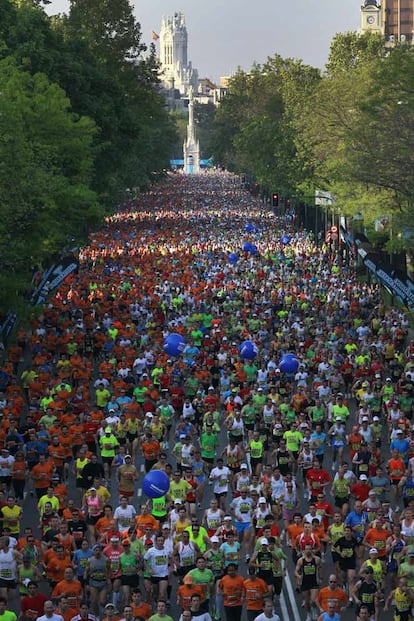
[122,539,130,546]
[240,464,248,469]
[93,544,102,550]
[105,604,115,610]
[146,412,153,418]
[397,429,404,433]
[89,487,97,491]
[162,523,170,529]
[362,416,369,422]
[105,426,112,433]
[373,416,380,421]
[110,536,119,542]
[260,538,269,545]
[386,377,392,381]
[174,499,182,505]
[409,551,414,557]
[359,474,368,481]
[224,515,232,521]
[336,416,342,422]
[259,497,267,504]
[368,490,376,495]
[125,454,132,459]
[211,536,220,543]
[369,547,378,554]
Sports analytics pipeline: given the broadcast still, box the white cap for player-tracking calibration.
[211,536,220,543]
[240,464,248,469]
[224,515,232,521]
[373,416,380,421]
[359,474,368,480]
[260,538,269,545]
[386,377,392,381]
[146,412,153,418]
[369,547,378,554]
[258,497,267,503]
[362,416,369,422]
[174,499,182,504]
[336,416,342,421]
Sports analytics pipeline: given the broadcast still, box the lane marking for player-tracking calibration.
[284,570,302,621]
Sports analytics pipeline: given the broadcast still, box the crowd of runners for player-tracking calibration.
[0,173,412,621]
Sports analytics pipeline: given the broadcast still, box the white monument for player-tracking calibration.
[183,87,200,174]
[160,12,198,96]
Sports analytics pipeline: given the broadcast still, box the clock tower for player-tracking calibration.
[360,0,382,34]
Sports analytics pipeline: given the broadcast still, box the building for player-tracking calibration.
[360,0,382,34]
[360,0,414,44]
[159,12,198,96]
[382,0,414,43]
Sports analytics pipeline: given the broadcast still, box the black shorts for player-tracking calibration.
[339,558,356,571]
[301,580,318,592]
[272,576,283,595]
[245,423,255,431]
[102,456,114,465]
[334,496,349,508]
[150,576,168,584]
[127,433,137,442]
[0,579,16,589]
[86,513,103,525]
[331,551,341,563]
[121,574,139,587]
[251,458,263,469]
[203,457,215,464]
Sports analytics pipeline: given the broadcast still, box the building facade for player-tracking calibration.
[159,12,198,96]
[382,0,414,43]
[360,0,414,43]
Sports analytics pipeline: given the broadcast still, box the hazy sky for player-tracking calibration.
[46,0,360,82]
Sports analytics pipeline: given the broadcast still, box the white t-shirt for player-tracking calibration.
[253,613,281,621]
[144,546,170,577]
[210,466,231,494]
[114,504,136,528]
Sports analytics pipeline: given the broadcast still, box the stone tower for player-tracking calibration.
[183,87,200,174]
[160,12,198,95]
[360,0,382,34]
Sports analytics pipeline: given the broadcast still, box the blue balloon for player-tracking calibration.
[142,470,170,498]
[242,242,252,253]
[279,354,299,374]
[245,223,254,232]
[280,235,291,245]
[239,340,258,360]
[228,252,239,264]
[249,244,258,255]
[163,333,186,357]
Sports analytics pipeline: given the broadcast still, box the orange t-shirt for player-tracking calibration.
[287,524,304,548]
[31,462,54,488]
[45,555,72,582]
[131,602,153,620]
[364,528,388,557]
[243,577,269,610]
[52,579,83,609]
[317,586,348,613]
[176,585,204,611]
[219,574,245,607]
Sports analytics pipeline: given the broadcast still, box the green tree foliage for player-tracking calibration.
[0,0,176,313]
[211,57,320,196]
[0,58,98,311]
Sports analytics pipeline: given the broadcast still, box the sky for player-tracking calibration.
[46,0,360,82]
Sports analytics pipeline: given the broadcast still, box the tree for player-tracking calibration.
[0,58,99,312]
